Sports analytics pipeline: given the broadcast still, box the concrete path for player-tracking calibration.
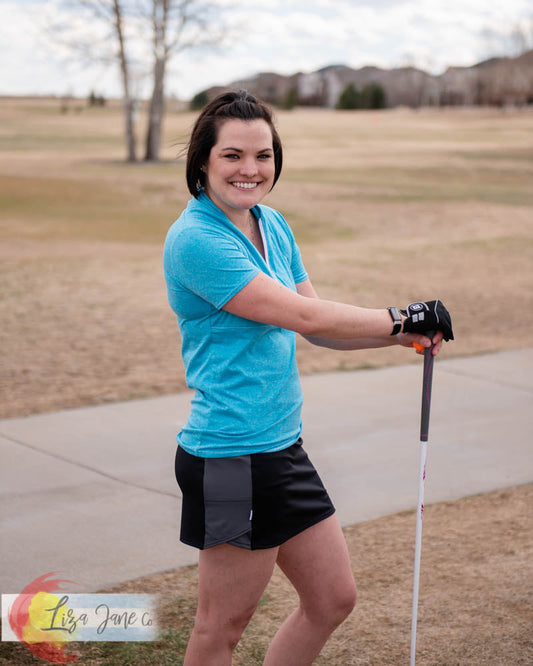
[1,349,531,594]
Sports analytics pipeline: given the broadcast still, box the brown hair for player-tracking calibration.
[186,90,283,197]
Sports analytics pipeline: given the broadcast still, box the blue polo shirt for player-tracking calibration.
[163,192,308,458]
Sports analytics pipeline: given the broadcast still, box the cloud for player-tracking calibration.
[0,0,120,95]
[1,0,531,98]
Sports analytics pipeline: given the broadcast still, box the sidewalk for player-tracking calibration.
[1,349,532,593]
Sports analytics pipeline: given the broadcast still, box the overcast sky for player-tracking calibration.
[1,0,532,100]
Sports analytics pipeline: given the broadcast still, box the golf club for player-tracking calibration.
[410,332,435,666]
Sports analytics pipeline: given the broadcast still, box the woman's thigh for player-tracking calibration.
[196,543,279,623]
[276,514,356,617]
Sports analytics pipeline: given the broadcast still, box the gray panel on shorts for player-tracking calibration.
[203,455,253,549]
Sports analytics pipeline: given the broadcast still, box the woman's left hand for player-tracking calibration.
[397,330,444,356]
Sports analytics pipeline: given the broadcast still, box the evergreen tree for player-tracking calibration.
[336,84,360,109]
[280,88,298,110]
[190,90,209,111]
[362,82,387,109]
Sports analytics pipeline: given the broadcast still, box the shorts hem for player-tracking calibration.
[203,528,252,550]
[252,507,336,550]
[179,508,336,551]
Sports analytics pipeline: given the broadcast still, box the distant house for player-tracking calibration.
[199,50,533,109]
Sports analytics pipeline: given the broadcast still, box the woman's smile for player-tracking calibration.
[231,181,259,190]
[204,118,275,225]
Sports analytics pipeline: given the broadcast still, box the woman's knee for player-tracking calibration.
[340,578,358,617]
[227,603,258,646]
[194,602,258,649]
[306,578,357,628]
[331,579,357,623]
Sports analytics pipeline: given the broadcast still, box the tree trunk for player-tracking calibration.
[113,0,137,162]
[144,56,166,162]
[124,98,137,163]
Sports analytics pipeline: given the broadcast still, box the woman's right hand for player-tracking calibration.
[401,300,454,341]
[397,330,445,356]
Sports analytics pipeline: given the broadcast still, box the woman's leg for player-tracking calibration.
[184,543,279,666]
[263,514,357,666]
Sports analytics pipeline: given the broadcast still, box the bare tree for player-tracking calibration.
[477,15,533,106]
[508,17,533,56]
[48,0,139,162]
[480,15,533,59]
[143,0,225,162]
[112,0,138,162]
[47,0,226,162]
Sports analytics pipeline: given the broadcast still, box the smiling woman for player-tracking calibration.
[203,119,276,247]
[162,89,452,666]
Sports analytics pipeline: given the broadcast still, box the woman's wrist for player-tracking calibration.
[386,307,403,336]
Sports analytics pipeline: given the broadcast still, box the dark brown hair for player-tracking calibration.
[186,90,283,197]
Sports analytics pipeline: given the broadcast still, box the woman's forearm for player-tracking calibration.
[302,334,399,350]
[296,298,395,339]
[224,274,397,339]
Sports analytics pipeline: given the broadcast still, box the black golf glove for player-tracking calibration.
[401,300,454,341]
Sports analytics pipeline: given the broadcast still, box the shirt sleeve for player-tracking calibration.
[290,240,308,284]
[269,207,308,284]
[164,225,260,309]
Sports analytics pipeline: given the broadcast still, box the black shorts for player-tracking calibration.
[174,438,336,550]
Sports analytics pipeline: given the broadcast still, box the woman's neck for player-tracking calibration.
[229,208,253,232]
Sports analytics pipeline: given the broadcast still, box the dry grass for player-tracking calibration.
[1,100,532,418]
[234,485,533,666]
[2,485,530,665]
[1,99,532,664]
[108,486,533,666]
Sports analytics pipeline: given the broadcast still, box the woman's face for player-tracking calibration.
[204,118,275,219]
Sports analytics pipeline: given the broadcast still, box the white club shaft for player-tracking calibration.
[410,439,428,666]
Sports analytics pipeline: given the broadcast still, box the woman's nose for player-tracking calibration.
[239,157,258,176]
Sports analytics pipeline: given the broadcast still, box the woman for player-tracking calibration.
[163,90,453,666]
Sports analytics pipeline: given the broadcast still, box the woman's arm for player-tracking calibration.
[222,273,442,353]
[294,279,442,354]
[223,272,392,338]
[294,279,396,350]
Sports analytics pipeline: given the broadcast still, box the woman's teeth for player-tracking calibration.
[232,182,257,189]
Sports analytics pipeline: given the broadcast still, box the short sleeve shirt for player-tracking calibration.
[163,192,308,457]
